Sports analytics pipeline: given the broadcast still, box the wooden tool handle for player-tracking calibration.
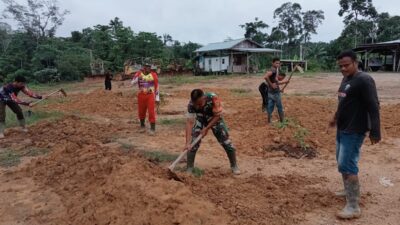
[30,89,61,107]
[168,135,202,171]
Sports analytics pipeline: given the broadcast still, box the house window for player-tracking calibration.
[208,59,211,65]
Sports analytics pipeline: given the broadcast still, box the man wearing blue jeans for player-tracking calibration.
[329,50,381,219]
[264,58,289,123]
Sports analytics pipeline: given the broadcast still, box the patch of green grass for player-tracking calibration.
[0,147,50,167]
[142,150,178,163]
[159,73,256,86]
[230,88,252,96]
[38,97,72,106]
[192,167,205,178]
[23,147,50,157]
[0,149,21,167]
[28,81,82,93]
[118,141,135,153]
[5,109,63,128]
[274,118,291,129]
[159,75,220,85]
[159,118,186,126]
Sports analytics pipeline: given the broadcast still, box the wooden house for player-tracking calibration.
[194,38,281,74]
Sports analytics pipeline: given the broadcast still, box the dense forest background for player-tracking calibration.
[0,0,399,83]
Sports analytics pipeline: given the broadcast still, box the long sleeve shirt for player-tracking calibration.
[335,71,381,140]
[0,84,42,105]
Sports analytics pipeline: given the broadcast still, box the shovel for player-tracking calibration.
[30,88,67,107]
[167,134,203,181]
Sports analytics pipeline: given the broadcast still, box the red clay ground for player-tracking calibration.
[1,72,400,225]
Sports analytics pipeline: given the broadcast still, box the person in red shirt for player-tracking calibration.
[0,76,42,138]
[131,63,159,135]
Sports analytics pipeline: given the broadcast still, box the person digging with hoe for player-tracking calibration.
[184,89,240,175]
[0,76,42,139]
[264,57,289,123]
[131,62,160,135]
[329,50,381,219]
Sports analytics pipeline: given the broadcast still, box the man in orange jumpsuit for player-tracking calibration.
[131,63,159,135]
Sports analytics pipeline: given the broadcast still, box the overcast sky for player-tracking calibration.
[2,0,400,45]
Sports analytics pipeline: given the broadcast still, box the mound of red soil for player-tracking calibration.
[42,89,137,118]
[185,171,335,225]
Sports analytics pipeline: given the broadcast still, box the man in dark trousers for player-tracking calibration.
[264,57,289,123]
[258,82,268,112]
[0,76,42,138]
[184,89,240,175]
[329,50,381,219]
[104,71,113,90]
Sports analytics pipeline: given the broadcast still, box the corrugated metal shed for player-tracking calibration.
[232,48,281,53]
[195,38,246,52]
[195,38,281,53]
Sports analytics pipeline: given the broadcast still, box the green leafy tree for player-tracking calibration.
[2,0,69,42]
[239,17,269,45]
[162,34,173,46]
[376,13,400,42]
[302,10,325,43]
[132,32,164,58]
[0,22,12,54]
[338,0,378,46]
[108,17,135,70]
[273,2,303,45]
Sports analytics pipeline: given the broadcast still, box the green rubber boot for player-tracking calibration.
[18,119,28,132]
[337,178,361,219]
[335,174,347,197]
[149,123,156,136]
[186,150,196,174]
[0,122,5,139]
[278,112,285,123]
[267,114,272,124]
[227,151,241,175]
[139,119,146,133]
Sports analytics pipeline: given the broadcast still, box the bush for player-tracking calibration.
[33,68,61,83]
[56,49,90,81]
[5,69,33,83]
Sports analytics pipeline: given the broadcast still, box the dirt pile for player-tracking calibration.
[0,116,226,224]
[42,89,137,118]
[222,96,336,158]
[0,115,118,150]
[185,171,335,225]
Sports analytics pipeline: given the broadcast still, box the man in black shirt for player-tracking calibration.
[329,50,381,219]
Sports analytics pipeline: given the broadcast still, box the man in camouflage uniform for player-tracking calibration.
[184,89,240,175]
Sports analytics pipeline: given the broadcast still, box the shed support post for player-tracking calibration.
[393,50,397,72]
[246,53,249,74]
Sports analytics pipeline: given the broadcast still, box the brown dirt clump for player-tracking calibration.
[42,89,137,118]
[381,103,400,137]
[266,144,317,159]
